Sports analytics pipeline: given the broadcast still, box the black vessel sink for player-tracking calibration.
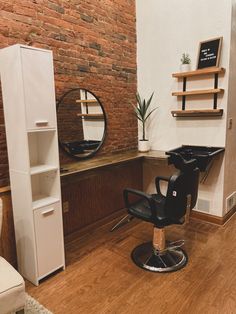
[166,145,225,171]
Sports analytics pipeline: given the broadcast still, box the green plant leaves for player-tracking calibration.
[133,92,157,140]
[181,53,191,64]
[134,92,157,123]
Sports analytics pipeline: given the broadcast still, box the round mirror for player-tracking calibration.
[57,88,106,159]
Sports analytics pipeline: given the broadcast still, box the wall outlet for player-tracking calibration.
[63,201,69,213]
[226,191,236,213]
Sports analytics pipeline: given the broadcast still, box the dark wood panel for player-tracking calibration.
[61,159,143,235]
[0,191,17,267]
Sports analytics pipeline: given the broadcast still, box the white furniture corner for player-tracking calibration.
[0,44,65,286]
[0,198,25,314]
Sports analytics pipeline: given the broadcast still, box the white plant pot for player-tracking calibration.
[180,64,191,72]
[138,140,150,152]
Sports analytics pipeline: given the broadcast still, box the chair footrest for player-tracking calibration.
[161,240,185,253]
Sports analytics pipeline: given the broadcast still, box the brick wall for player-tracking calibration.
[0,0,137,187]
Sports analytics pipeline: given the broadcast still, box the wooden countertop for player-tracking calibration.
[0,151,168,192]
[60,150,168,177]
[0,186,11,194]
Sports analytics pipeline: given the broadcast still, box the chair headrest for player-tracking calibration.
[168,152,197,172]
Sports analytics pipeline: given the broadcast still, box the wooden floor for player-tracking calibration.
[26,214,236,314]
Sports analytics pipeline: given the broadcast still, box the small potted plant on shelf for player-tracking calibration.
[180,53,191,72]
[133,92,157,152]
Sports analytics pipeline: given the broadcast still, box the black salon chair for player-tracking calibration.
[123,154,200,272]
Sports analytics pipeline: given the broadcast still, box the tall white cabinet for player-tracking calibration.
[0,44,65,286]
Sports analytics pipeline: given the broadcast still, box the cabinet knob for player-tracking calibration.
[35,120,49,126]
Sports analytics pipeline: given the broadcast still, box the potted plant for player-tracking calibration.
[180,53,191,72]
[133,92,157,152]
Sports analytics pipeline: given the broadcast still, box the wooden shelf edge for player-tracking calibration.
[76,100,98,104]
[172,88,224,97]
[172,67,225,78]
[30,165,58,175]
[171,109,223,117]
[77,113,103,117]
[77,114,104,120]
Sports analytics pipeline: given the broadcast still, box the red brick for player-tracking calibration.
[0,0,137,186]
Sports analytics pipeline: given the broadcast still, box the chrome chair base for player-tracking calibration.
[131,241,188,273]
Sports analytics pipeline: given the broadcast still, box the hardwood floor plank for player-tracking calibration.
[26,215,236,314]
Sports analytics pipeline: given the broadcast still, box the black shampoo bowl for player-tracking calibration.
[166,145,225,171]
[62,140,101,154]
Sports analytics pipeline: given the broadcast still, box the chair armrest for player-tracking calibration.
[123,188,156,218]
[155,176,170,196]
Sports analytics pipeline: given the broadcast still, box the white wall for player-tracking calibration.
[136,0,233,216]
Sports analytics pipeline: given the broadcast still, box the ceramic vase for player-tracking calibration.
[138,140,150,152]
[180,64,191,72]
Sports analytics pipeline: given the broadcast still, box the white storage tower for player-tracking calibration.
[0,44,65,286]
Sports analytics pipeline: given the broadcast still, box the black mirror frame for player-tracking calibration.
[56,88,107,160]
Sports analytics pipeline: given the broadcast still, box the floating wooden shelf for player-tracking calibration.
[171,109,223,117]
[172,67,225,117]
[76,99,98,104]
[172,67,225,78]
[172,88,224,97]
[77,113,104,119]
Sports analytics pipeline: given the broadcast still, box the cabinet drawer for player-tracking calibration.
[34,202,64,279]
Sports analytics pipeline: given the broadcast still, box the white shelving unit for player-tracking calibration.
[0,44,65,286]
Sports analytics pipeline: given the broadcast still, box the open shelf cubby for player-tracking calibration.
[28,130,58,175]
[31,170,60,209]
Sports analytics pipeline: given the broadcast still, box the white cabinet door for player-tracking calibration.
[34,202,64,278]
[21,47,57,130]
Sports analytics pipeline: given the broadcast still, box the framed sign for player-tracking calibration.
[197,37,223,69]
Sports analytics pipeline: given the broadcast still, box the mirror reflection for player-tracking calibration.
[57,88,106,159]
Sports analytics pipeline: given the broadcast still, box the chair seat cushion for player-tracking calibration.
[127,193,185,227]
[0,257,25,313]
[128,193,172,227]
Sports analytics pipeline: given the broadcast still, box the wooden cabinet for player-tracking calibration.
[171,67,225,117]
[0,44,65,285]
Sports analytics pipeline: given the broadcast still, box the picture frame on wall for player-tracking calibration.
[196,37,223,69]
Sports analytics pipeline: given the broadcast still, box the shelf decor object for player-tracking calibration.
[0,44,65,286]
[197,37,223,69]
[171,67,225,118]
[180,53,191,72]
